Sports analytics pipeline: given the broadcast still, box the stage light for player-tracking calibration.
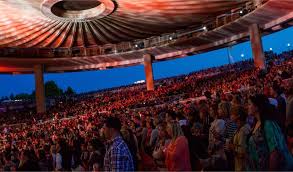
[269,48,273,51]
[241,54,244,57]
[203,26,207,31]
[169,37,173,40]
[288,43,291,47]
[135,44,138,48]
[239,10,243,14]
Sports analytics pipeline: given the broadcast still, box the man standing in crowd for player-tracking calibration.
[103,117,134,171]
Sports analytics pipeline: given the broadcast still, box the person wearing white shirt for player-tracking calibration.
[51,145,62,171]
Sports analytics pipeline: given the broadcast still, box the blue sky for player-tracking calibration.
[0,27,292,97]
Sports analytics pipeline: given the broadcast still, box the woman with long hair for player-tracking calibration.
[165,121,191,171]
[229,106,250,171]
[247,94,293,171]
[152,122,171,170]
[208,102,226,155]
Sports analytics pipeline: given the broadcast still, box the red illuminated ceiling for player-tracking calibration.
[0,0,293,74]
[0,0,249,48]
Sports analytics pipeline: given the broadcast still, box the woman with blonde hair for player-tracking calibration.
[165,121,191,171]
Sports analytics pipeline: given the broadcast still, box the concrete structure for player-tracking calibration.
[0,0,293,112]
[143,54,155,91]
[249,24,266,69]
[0,0,292,73]
[34,65,46,113]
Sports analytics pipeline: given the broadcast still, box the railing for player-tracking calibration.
[0,1,260,58]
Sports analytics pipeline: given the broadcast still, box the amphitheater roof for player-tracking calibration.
[0,0,292,73]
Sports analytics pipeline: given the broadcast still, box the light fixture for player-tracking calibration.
[135,44,138,48]
[169,37,173,40]
[288,43,291,47]
[239,10,243,14]
[241,54,244,57]
[269,48,273,51]
[203,26,207,31]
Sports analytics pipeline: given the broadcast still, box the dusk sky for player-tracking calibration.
[0,27,292,97]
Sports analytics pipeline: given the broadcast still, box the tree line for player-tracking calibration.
[0,81,75,102]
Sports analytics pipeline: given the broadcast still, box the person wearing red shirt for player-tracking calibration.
[165,121,191,171]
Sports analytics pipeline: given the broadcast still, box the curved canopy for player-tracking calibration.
[0,0,248,48]
[0,0,293,73]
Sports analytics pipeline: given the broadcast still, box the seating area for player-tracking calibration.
[1,0,293,171]
[0,50,292,171]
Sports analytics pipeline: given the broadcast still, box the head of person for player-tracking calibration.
[129,120,136,130]
[285,83,293,97]
[271,83,283,97]
[89,139,98,151]
[81,144,87,151]
[176,112,185,121]
[248,94,276,123]
[146,120,155,129]
[20,149,31,162]
[50,145,56,154]
[38,149,46,161]
[146,115,152,122]
[191,123,203,136]
[93,163,100,172]
[158,122,168,139]
[232,94,242,106]
[103,117,122,140]
[230,106,247,128]
[56,139,66,153]
[217,102,231,119]
[199,107,209,121]
[153,116,160,126]
[165,110,177,123]
[121,126,130,143]
[166,121,184,141]
[4,152,11,163]
[186,107,199,123]
[209,104,218,119]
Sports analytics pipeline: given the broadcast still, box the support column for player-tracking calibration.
[249,24,266,69]
[143,54,155,91]
[34,65,46,113]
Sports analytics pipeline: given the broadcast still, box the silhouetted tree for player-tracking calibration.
[14,93,32,100]
[10,93,14,100]
[31,90,36,98]
[0,96,8,102]
[45,81,63,97]
[64,86,75,95]
[5,82,75,100]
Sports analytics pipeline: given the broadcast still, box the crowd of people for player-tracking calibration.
[0,50,293,171]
